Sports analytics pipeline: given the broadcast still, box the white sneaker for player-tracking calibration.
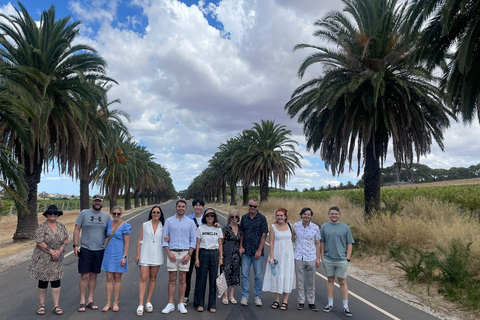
[161,303,175,314]
[177,303,188,314]
[240,297,248,306]
[254,297,262,306]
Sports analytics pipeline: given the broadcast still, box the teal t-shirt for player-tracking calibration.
[320,221,354,261]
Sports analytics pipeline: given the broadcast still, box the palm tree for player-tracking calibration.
[239,120,301,202]
[407,0,480,123]
[285,0,452,215]
[0,3,112,239]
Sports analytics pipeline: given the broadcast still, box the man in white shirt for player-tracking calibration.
[293,207,321,311]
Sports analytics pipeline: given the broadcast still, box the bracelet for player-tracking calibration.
[45,246,51,252]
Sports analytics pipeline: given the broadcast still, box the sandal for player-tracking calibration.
[146,302,153,313]
[210,308,217,313]
[37,305,45,315]
[102,304,110,312]
[280,302,288,311]
[52,306,63,315]
[78,303,86,312]
[271,301,280,309]
[222,297,229,305]
[136,305,144,316]
[197,306,204,312]
[230,297,237,304]
[86,302,98,310]
[112,303,119,312]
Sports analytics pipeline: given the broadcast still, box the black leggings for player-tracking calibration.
[38,279,60,289]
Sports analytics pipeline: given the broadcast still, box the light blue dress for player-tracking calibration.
[101,221,131,273]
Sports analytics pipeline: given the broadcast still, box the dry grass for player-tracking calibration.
[383,177,480,189]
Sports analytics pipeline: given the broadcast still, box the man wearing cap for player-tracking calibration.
[73,194,110,312]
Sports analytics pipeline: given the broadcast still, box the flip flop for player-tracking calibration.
[37,305,45,315]
[102,305,110,312]
[78,303,86,312]
[86,302,98,310]
[52,306,63,315]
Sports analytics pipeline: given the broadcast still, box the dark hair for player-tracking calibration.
[201,208,218,224]
[328,206,340,214]
[300,207,313,216]
[176,199,187,207]
[192,199,205,207]
[148,206,165,226]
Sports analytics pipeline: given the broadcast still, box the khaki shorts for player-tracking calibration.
[166,251,190,272]
[322,257,349,279]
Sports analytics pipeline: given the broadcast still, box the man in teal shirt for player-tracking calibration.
[320,206,354,317]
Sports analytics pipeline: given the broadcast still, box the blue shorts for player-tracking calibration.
[78,248,104,274]
[322,257,349,279]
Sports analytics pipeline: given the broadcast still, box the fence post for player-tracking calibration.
[62,203,65,211]
[9,204,14,215]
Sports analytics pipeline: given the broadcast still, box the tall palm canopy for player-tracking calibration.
[407,0,480,123]
[0,2,112,239]
[285,0,451,215]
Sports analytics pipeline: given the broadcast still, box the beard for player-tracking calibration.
[93,203,103,211]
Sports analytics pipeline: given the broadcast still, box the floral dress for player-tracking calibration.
[222,224,242,286]
[28,221,68,281]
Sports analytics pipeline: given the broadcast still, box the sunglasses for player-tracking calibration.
[249,205,258,208]
[112,212,122,216]
[152,211,161,214]
[205,213,215,217]
[47,212,59,216]
[231,216,239,219]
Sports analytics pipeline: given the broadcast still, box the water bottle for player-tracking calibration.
[271,259,278,275]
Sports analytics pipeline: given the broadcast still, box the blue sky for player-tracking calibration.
[2,0,480,196]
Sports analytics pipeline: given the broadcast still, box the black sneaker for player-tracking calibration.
[323,305,333,313]
[343,308,352,317]
[297,304,304,310]
[308,304,318,312]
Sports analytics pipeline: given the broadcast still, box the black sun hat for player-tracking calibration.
[42,204,64,217]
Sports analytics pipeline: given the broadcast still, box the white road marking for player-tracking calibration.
[216,210,401,320]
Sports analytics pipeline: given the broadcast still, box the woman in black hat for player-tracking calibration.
[28,205,69,315]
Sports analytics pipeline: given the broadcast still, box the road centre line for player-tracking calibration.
[215,210,401,320]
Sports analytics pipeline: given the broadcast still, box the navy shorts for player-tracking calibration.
[78,248,104,274]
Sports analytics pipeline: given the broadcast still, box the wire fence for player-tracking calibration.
[1,201,82,216]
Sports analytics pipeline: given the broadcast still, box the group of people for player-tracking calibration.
[28,196,355,317]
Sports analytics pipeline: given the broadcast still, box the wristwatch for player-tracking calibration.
[123,255,127,259]
[45,246,51,252]
[188,252,193,256]
[73,244,79,248]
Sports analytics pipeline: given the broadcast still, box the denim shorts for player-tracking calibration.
[322,257,349,279]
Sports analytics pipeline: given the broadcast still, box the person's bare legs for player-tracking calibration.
[146,266,160,303]
[38,288,47,307]
[338,277,348,300]
[282,293,290,305]
[327,276,335,300]
[113,273,122,310]
[104,272,113,310]
[79,273,89,307]
[229,286,235,299]
[274,293,280,302]
[87,272,98,304]
[168,272,177,304]
[178,271,187,302]
[51,287,61,308]
[138,266,148,306]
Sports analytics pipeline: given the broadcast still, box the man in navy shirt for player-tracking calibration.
[239,199,268,307]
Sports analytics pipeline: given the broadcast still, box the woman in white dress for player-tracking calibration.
[262,208,296,311]
[135,206,165,316]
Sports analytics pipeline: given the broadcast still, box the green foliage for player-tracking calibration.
[394,247,426,282]
[436,239,472,291]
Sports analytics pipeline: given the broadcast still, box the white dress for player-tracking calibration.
[139,220,164,266]
[262,224,296,293]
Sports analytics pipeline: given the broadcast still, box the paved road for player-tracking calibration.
[0,202,439,320]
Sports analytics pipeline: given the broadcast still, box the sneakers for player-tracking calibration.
[177,303,188,314]
[161,303,175,314]
[254,297,262,307]
[183,297,189,306]
[308,304,319,312]
[240,297,248,306]
[343,308,352,317]
[323,305,333,313]
[297,303,304,310]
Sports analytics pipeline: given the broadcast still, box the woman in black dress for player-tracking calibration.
[221,210,242,304]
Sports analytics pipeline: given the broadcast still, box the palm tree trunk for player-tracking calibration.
[141,193,146,206]
[260,176,269,203]
[80,178,90,210]
[134,190,140,208]
[125,186,132,210]
[222,182,227,203]
[230,184,237,206]
[13,155,42,240]
[242,186,249,206]
[216,187,221,203]
[364,140,381,217]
